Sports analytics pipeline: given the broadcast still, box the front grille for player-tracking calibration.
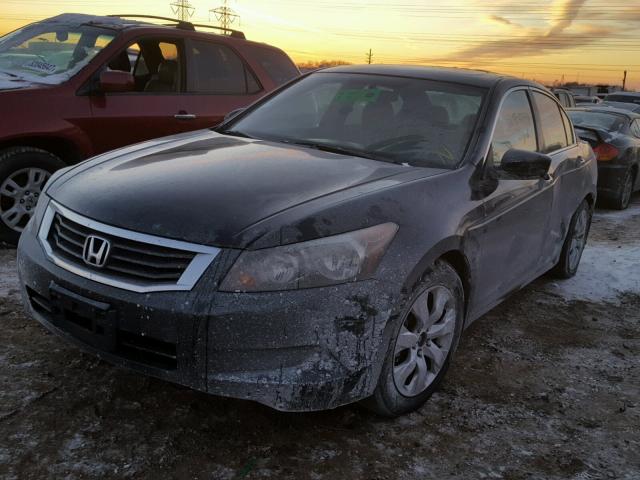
[47,212,196,284]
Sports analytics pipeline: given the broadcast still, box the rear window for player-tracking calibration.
[251,46,299,86]
[606,94,640,105]
[567,111,628,132]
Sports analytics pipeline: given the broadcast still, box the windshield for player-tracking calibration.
[224,72,486,169]
[568,111,628,132]
[0,21,116,85]
[606,94,640,105]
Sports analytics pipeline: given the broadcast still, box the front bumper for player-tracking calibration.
[17,227,398,411]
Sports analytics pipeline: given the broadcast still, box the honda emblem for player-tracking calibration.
[82,235,111,268]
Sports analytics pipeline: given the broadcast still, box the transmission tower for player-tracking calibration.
[210,0,240,32]
[170,0,195,21]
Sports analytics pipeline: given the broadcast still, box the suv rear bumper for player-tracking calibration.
[18,228,397,411]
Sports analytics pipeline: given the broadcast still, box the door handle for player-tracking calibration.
[174,113,196,120]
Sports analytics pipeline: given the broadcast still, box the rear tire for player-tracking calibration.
[551,200,592,279]
[610,169,634,210]
[0,147,65,245]
[362,261,464,417]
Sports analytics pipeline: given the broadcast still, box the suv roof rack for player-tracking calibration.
[108,14,246,39]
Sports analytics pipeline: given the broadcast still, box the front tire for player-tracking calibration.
[552,200,592,279]
[0,147,65,245]
[364,261,464,417]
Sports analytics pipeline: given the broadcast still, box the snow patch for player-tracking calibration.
[548,244,640,303]
[0,250,19,300]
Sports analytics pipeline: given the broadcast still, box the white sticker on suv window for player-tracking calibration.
[22,60,57,74]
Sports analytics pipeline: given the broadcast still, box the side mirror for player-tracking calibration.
[99,70,134,93]
[500,149,551,179]
[224,108,245,123]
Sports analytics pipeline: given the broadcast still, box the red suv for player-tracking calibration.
[0,13,299,244]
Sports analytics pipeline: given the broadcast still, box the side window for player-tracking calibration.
[251,46,299,86]
[491,90,537,167]
[631,120,640,138]
[105,39,181,93]
[188,40,258,94]
[561,109,575,144]
[532,92,569,153]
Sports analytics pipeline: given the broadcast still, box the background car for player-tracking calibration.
[568,107,640,209]
[552,88,576,108]
[604,92,640,106]
[574,95,601,105]
[600,101,640,113]
[18,66,597,416]
[0,13,299,244]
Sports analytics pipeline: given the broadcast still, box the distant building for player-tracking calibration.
[564,84,622,97]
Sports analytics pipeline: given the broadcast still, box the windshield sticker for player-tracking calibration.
[335,88,381,104]
[21,60,57,75]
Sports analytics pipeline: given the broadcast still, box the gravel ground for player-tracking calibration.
[0,196,639,480]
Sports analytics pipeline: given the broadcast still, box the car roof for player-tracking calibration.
[606,92,640,98]
[29,13,267,46]
[568,106,640,120]
[318,64,539,89]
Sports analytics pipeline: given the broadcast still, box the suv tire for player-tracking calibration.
[0,147,65,245]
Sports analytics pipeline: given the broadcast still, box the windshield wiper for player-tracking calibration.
[0,69,20,78]
[280,140,381,161]
[218,129,255,139]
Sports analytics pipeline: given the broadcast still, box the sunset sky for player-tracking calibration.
[2,0,639,89]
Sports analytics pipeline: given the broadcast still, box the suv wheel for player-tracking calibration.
[363,261,464,417]
[0,147,65,245]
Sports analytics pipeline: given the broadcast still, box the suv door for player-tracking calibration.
[469,89,554,317]
[86,38,186,154]
[175,39,265,131]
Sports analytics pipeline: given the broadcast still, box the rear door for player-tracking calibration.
[175,38,265,130]
[469,88,554,316]
[87,38,185,153]
[530,90,587,266]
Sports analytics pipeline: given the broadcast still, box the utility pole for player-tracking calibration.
[622,70,627,91]
[170,0,194,21]
[366,49,373,64]
[210,0,240,32]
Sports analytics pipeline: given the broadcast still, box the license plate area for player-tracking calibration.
[48,282,117,352]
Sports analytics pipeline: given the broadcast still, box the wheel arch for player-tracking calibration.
[401,236,472,323]
[0,136,84,165]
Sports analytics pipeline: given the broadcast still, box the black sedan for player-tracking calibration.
[568,107,640,209]
[17,66,597,416]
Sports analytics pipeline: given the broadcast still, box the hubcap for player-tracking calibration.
[568,208,588,270]
[393,285,457,397]
[0,168,50,232]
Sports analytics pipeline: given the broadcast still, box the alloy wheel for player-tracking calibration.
[0,168,50,232]
[393,285,457,397]
[568,207,589,271]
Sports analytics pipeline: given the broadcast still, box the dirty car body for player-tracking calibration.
[17,66,597,412]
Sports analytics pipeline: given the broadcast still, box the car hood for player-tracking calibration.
[48,131,444,247]
[0,72,50,91]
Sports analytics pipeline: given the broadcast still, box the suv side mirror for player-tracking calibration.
[224,108,245,123]
[99,70,134,93]
[500,149,552,179]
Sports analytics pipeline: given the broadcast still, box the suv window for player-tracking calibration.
[631,119,640,138]
[491,90,537,167]
[250,46,299,86]
[106,39,182,93]
[188,40,260,94]
[532,92,568,153]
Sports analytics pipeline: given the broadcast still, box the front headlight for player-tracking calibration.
[220,223,398,292]
[25,194,50,234]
